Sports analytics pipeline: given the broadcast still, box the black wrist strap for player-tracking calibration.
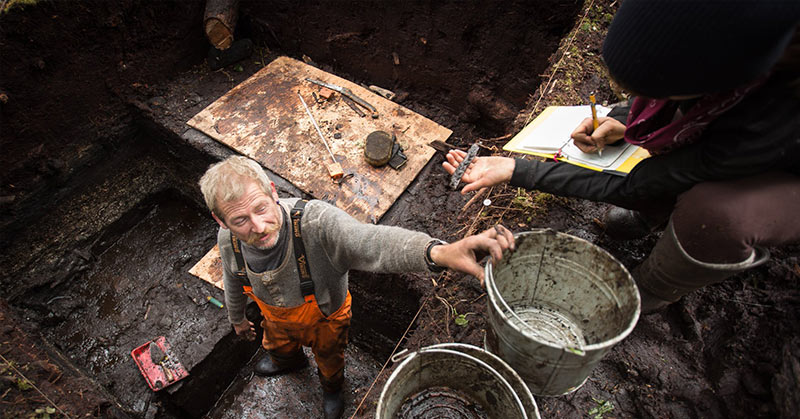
[425,239,447,273]
[290,200,315,297]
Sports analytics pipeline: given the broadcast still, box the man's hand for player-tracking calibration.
[443,150,516,194]
[430,225,515,285]
[233,319,256,341]
[570,117,626,153]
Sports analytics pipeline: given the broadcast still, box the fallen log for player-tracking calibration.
[204,0,239,50]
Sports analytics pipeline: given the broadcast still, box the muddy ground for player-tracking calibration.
[2,0,799,418]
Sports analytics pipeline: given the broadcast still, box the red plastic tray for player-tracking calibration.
[131,336,189,391]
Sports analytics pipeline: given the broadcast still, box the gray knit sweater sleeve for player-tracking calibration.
[217,228,248,325]
[302,200,432,274]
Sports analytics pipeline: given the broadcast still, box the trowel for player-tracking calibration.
[149,342,175,383]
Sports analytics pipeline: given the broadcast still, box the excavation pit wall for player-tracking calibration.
[0,1,581,417]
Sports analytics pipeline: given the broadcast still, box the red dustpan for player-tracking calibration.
[131,336,189,391]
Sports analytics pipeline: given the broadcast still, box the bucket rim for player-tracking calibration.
[422,343,541,419]
[484,229,641,352]
[376,345,529,419]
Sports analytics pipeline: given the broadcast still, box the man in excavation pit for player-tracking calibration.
[199,156,515,419]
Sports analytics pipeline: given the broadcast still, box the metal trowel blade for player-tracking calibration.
[149,342,167,365]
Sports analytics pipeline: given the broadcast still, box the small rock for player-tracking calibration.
[333,133,342,139]
[148,96,165,107]
[144,402,159,419]
[185,93,203,106]
[133,398,147,413]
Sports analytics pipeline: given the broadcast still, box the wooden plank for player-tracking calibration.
[188,245,224,290]
[187,56,451,223]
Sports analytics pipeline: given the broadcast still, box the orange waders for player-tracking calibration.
[231,200,352,392]
[242,287,352,392]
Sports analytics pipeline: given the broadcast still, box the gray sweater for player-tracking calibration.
[219,198,432,323]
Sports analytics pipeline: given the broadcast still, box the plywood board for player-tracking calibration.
[187,56,452,223]
[188,245,224,290]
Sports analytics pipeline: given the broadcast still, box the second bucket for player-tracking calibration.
[485,229,640,396]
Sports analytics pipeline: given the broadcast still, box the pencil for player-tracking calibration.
[589,94,602,156]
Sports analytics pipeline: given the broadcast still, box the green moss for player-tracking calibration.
[16,377,32,391]
[2,0,38,14]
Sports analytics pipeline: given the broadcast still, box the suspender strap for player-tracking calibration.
[229,233,250,281]
[290,200,315,297]
[228,200,313,296]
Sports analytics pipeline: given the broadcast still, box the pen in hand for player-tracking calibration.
[589,94,602,156]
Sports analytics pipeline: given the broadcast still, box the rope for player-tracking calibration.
[0,352,73,419]
[524,0,597,125]
[351,2,601,414]
[349,292,433,418]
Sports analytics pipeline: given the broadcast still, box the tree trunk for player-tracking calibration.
[204,0,239,50]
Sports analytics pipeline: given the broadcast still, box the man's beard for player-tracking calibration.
[247,225,281,250]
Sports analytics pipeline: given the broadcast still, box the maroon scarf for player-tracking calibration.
[624,79,764,154]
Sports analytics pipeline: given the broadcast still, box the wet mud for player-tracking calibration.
[396,387,489,419]
[1,1,799,419]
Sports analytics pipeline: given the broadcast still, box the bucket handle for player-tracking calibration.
[488,268,585,357]
[390,349,411,363]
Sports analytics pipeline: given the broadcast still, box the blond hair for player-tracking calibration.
[198,156,272,217]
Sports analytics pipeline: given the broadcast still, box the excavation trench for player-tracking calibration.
[5,2,800,419]
[0,1,581,417]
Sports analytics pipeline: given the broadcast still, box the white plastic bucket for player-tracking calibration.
[485,229,640,396]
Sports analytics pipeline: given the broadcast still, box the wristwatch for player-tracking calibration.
[424,239,447,273]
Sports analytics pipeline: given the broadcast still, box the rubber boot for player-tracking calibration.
[602,206,668,240]
[322,389,344,419]
[633,220,770,313]
[253,351,308,377]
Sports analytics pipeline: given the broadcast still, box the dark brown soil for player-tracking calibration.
[1,1,799,418]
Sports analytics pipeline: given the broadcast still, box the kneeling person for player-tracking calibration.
[199,156,514,419]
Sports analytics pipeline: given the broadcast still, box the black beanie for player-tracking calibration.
[602,1,800,98]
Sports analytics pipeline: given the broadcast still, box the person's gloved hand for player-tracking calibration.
[233,319,257,341]
[443,150,515,194]
[430,224,515,285]
[570,117,626,153]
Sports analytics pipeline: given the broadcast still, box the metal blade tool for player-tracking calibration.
[305,78,379,118]
[297,92,344,180]
[149,342,174,383]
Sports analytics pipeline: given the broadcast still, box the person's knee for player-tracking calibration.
[672,183,752,262]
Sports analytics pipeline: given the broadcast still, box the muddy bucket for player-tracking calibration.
[376,343,540,418]
[485,229,640,396]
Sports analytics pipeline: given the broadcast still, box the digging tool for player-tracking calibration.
[149,342,174,383]
[341,95,366,117]
[450,142,481,190]
[305,78,379,118]
[428,140,465,154]
[298,92,344,180]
